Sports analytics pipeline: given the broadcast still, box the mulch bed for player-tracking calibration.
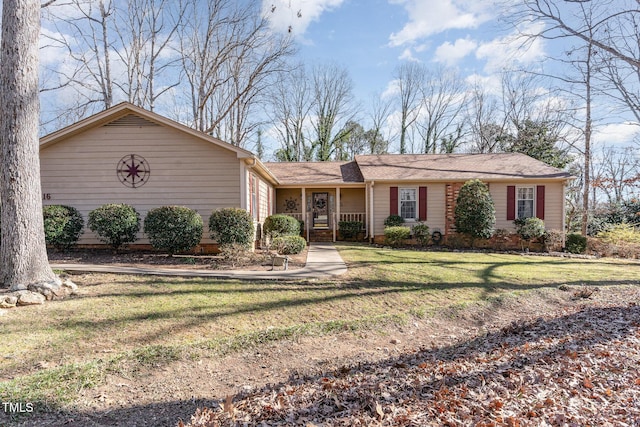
[47,247,308,271]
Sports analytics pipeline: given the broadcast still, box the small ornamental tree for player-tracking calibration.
[144,206,203,255]
[43,205,84,250]
[454,179,495,246]
[209,208,254,248]
[88,203,141,250]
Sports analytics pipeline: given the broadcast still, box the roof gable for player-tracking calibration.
[40,102,254,159]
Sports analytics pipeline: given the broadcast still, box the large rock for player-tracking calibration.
[15,290,46,306]
[28,278,78,300]
[0,294,18,308]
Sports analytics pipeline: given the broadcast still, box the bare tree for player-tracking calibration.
[112,0,185,111]
[269,65,314,161]
[311,63,357,161]
[415,66,467,153]
[178,0,294,147]
[43,0,116,111]
[465,83,508,153]
[1,0,60,291]
[393,62,425,154]
[366,93,392,154]
[592,146,640,205]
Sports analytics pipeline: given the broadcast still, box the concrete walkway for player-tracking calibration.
[50,243,348,280]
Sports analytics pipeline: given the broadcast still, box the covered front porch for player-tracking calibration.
[275,187,367,242]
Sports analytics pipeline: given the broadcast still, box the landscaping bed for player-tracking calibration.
[46,247,308,271]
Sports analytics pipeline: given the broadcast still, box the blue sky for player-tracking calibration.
[262,0,640,150]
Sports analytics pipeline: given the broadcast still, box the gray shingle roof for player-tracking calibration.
[263,161,364,185]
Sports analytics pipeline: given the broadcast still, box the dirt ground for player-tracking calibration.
[7,275,638,426]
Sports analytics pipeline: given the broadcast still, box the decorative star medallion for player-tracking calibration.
[117,154,150,188]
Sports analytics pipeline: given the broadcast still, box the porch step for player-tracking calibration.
[309,229,333,242]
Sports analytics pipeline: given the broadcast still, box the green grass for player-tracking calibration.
[1,243,638,410]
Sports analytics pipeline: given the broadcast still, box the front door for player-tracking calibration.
[312,192,329,228]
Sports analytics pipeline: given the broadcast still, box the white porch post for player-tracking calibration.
[301,187,307,242]
[335,187,341,242]
[369,181,375,242]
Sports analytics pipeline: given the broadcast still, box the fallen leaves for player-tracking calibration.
[181,289,640,426]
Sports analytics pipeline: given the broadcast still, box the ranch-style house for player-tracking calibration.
[39,103,573,250]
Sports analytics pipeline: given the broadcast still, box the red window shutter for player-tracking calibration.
[507,185,516,220]
[419,186,427,221]
[536,185,545,220]
[390,187,398,215]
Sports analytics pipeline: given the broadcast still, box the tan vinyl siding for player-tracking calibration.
[40,120,241,244]
[339,188,365,213]
[372,182,446,236]
[491,181,565,232]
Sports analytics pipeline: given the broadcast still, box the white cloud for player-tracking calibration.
[263,0,345,37]
[388,0,493,47]
[398,48,419,62]
[592,122,640,147]
[475,22,546,73]
[435,37,478,65]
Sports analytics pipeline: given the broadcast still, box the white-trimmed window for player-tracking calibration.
[517,187,534,219]
[250,175,258,220]
[399,188,417,220]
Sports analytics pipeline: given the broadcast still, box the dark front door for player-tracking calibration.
[312,192,329,228]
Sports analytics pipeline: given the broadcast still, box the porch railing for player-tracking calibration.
[338,213,366,230]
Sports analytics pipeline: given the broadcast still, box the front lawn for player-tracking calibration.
[1,243,638,418]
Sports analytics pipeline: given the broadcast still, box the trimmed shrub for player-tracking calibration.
[88,203,140,249]
[144,206,203,255]
[263,214,300,238]
[338,221,362,240]
[272,235,306,255]
[384,226,410,247]
[454,179,495,242]
[514,217,545,250]
[209,208,254,247]
[384,215,404,228]
[566,233,587,254]
[412,223,430,247]
[43,205,84,250]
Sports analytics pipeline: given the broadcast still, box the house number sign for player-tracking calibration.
[117,154,150,188]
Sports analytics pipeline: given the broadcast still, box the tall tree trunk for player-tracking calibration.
[0,0,59,291]
[581,41,593,237]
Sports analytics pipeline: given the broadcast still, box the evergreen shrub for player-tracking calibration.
[144,206,203,255]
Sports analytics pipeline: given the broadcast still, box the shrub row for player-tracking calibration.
[39,204,308,255]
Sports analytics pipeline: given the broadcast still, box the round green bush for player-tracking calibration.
[271,235,306,254]
[338,221,362,240]
[209,208,254,247]
[384,215,404,228]
[384,226,411,247]
[566,233,587,254]
[43,205,84,250]
[144,206,203,255]
[454,179,495,240]
[412,223,430,246]
[263,214,300,237]
[88,203,141,249]
[514,217,546,241]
